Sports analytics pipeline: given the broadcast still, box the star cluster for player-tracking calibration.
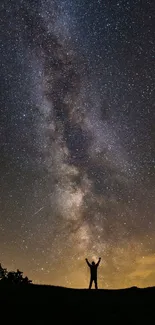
[0,0,155,288]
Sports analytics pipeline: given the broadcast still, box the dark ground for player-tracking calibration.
[0,284,154,323]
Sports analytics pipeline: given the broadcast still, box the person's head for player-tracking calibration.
[92,261,95,266]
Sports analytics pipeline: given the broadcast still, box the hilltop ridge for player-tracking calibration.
[0,283,154,322]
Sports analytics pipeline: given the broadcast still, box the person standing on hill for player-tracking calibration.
[85,257,101,289]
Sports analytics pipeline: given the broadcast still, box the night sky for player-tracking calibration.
[0,0,155,288]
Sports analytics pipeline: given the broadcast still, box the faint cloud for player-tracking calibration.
[128,254,155,284]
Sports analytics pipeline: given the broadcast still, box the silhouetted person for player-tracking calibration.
[85,257,101,289]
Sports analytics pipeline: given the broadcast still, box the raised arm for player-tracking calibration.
[85,258,91,267]
[96,257,101,267]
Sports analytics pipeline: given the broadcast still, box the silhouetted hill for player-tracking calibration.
[0,284,154,323]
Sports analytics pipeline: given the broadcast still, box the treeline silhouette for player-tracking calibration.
[0,263,32,285]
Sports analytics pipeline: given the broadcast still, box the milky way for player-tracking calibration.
[0,0,155,288]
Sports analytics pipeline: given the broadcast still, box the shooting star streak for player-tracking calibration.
[33,206,44,216]
[32,192,53,217]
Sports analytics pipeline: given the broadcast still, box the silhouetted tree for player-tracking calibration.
[7,271,15,284]
[0,263,32,285]
[22,276,32,285]
[0,263,7,282]
[7,269,32,285]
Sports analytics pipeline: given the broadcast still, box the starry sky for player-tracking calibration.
[0,0,155,289]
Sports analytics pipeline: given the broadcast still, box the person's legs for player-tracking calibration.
[94,278,98,289]
[89,277,93,289]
